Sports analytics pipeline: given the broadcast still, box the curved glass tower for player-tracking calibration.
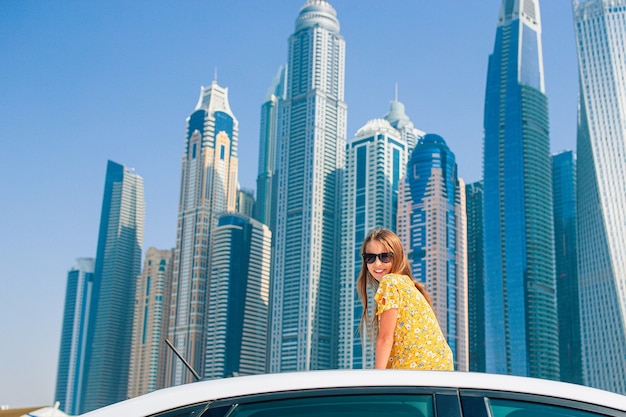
[401,134,468,371]
[573,0,626,394]
[81,161,145,412]
[270,0,346,372]
[483,0,558,379]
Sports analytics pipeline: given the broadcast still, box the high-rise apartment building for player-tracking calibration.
[383,96,424,153]
[205,213,272,378]
[398,134,468,371]
[551,151,582,385]
[572,0,626,394]
[339,118,409,369]
[128,247,173,398]
[465,181,485,372]
[55,258,94,415]
[270,0,347,372]
[255,66,286,232]
[81,160,145,412]
[237,188,255,218]
[483,0,558,379]
[167,80,239,386]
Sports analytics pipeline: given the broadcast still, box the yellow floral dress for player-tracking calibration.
[374,273,454,370]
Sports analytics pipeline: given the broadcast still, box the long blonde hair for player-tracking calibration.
[356,228,432,339]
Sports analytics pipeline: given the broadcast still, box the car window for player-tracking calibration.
[225,394,433,417]
[488,398,614,417]
[151,403,210,417]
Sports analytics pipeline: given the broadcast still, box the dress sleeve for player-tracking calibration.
[374,274,400,317]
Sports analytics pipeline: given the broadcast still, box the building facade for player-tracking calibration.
[338,118,409,369]
[255,66,286,232]
[465,181,485,372]
[128,248,173,398]
[237,188,256,218]
[551,151,582,385]
[204,213,272,378]
[483,0,559,379]
[55,258,94,415]
[398,134,468,371]
[572,0,626,394]
[166,81,239,386]
[270,0,347,372]
[81,160,145,412]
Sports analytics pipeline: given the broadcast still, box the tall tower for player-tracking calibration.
[128,247,173,398]
[81,160,145,412]
[270,0,347,372]
[482,0,558,379]
[465,181,485,372]
[167,81,239,386]
[572,0,626,394]
[551,151,582,385]
[55,258,94,415]
[383,95,424,152]
[204,213,272,378]
[339,118,409,369]
[255,66,286,232]
[398,134,468,371]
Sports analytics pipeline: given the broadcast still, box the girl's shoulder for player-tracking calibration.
[380,273,410,283]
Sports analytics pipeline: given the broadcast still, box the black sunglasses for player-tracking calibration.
[362,252,393,264]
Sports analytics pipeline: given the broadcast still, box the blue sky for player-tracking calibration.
[0,0,578,409]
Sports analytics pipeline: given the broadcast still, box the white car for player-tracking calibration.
[79,370,626,417]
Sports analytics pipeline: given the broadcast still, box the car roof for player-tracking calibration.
[80,370,626,416]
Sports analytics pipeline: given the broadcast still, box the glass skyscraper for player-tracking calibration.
[551,151,582,385]
[398,134,468,371]
[205,213,272,378]
[166,80,239,386]
[572,0,626,394]
[465,181,485,372]
[339,117,409,369]
[128,247,173,398]
[255,66,286,232]
[81,160,145,412]
[270,0,346,372]
[482,0,558,380]
[55,257,94,415]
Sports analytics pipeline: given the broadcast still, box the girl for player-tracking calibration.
[357,228,454,370]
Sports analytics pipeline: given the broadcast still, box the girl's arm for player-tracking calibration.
[375,307,398,369]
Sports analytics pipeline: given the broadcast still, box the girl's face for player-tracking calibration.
[364,239,393,282]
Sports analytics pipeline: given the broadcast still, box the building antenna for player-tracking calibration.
[214,67,218,83]
[395,82,399,101]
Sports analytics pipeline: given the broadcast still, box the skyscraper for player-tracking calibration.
[339,118,409,369]
[204,213,272,378]
[551,151,582,385]
[237,188,256,218]
[81,160,145,412]
[383,95,424,152]
[483,0,558,379]
[270,0,347,372]
[465,181,485,372]
[572,0,626,394]
[167,80,239,386]
[55,258,94,415]
[398,134,468,371]
[255,66,286,232]
[128,247,173,398]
